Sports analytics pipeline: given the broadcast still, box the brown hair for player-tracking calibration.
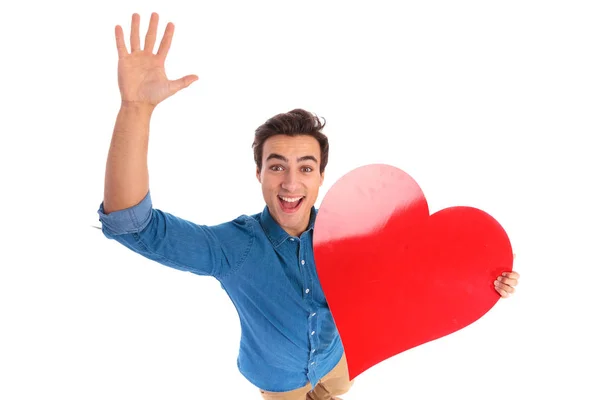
[252,108,329,174]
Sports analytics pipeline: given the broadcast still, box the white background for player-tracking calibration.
[1,1,599,399]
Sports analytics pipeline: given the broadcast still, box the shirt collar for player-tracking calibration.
[260,205,318,248]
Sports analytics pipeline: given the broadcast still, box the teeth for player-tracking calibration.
[279,196,303,202]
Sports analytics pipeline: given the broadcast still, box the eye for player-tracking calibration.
[301,166,313,173]
[270,165,284,172]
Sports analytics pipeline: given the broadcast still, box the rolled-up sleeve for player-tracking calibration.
[97,191,254,279]
[98,191,154,235]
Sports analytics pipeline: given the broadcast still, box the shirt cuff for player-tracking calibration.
[97,190,153,235]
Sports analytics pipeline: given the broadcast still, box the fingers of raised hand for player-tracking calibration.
[115,13,173,60]
[115,25,127,58]
[144,12,159,53]
[130,13,141,52]
[168,74,199,93]
[157,22,175,59]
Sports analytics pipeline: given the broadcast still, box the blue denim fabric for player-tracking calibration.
[97,191,343,392]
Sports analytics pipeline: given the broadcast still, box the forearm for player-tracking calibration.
[103,102,155,214]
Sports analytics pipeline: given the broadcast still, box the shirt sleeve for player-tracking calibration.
[96,190,254,279]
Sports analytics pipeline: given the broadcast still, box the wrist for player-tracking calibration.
[120,100,156,115]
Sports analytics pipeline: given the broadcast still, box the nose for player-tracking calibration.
[281,169,300,193]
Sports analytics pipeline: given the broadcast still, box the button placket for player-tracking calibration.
[308,309,319,364]
[299,234,317,368]
[299,238,312,300]
[308,311,317,358]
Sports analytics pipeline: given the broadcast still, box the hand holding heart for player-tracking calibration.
[314,164,521,381]
[495,255,520,298]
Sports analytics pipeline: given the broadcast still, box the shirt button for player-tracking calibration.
[312,349,316,353]
[311,331,315,335]
[311,313,316,317]
[305,289,310,294]
[290,238,295,241]
[301,260,305,265]
[311,362,315,365]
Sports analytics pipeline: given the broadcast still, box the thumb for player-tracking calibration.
[169,74,199,94]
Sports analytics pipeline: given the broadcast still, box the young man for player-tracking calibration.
[98,13,520,400]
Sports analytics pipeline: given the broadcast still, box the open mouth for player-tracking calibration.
[278,195,305,213]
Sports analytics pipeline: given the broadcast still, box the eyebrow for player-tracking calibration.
[266,153,318,164]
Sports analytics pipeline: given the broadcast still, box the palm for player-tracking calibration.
[118,55,171,105]
[115,13,197,106]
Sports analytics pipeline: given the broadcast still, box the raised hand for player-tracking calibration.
[114,12,198,107]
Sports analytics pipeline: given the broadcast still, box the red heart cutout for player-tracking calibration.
[314,164,513,381]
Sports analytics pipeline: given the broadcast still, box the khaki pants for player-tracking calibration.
[259,353,354,400]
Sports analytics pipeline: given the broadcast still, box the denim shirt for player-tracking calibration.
[97,191,343,392]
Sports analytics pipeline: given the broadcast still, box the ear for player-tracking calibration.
[256,167,261,183]
[320,171,325,186]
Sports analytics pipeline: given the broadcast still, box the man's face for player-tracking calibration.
[256,134,324,237]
